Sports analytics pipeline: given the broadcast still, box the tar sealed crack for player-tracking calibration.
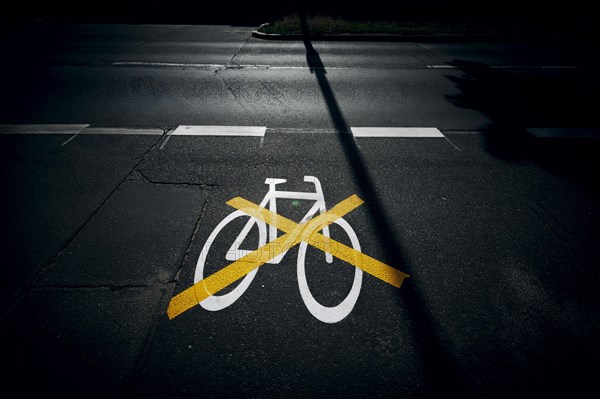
[172,196,210,283]
[135,169,218,187]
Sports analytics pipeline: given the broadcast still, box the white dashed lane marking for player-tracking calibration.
[171,125,267,137]
[0,124,89,134]
[351,127,443,137]
[4,125,597,143]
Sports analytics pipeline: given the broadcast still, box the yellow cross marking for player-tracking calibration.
[167,194,408,320]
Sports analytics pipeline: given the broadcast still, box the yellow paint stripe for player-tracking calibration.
[228,197,409,287]
[167,195,364,319]
[167,232,299,319]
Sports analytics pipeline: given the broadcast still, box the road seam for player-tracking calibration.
[125,281,175,397]
[171,195,211,283]
[0,131,168,321]
[29,131,167,287]
[224,32,253,69]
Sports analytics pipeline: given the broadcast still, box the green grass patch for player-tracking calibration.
[258,14,505,36]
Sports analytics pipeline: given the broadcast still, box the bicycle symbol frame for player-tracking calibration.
[168,176,409,323]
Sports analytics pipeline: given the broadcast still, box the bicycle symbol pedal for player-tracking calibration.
[168,176,409,323]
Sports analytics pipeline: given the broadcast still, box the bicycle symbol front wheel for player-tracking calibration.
[297,217,363,323]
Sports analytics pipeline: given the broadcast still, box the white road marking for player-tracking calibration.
[78,127,164,135]
[111,62,411,71]
[159,129,175,150]
[351,127,444,137]
[112,61,224,68]
[0,124,89,134]
[61,134,79,146]
[443,136,462,152]
[111,62,580,71]
[1,125,517,142]
[427,65,578,70]
[171,125,267,137]
[61,127,163,146]
[111,62,271,70]
[191,176,366,323]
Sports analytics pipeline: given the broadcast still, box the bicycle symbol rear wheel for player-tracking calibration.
[297,217,363,323]
[194,210,363,323]
[194,210,267,311]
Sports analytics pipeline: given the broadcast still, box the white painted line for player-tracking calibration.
[112,62,384,71]
[262,66,309,69]
[61,134,79,146]
[171,125,266,137]
[159,136,172,150]
[78,127,164,135]
[351,127,444,138]
[0,124,89,135]
[527,128,600,138]
[112,61,224,68]
[444,136,462,152]
[112,62,271,69]
[427,65,578,70]
[159,128,176,150]
[224,64,271,69]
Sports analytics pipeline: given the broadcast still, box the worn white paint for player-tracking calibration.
[0,124,89,134]
[78,127,164,135]
[426,65,578,69]
[112,61,224,68]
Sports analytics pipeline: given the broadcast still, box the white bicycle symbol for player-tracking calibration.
[195,176,363,323]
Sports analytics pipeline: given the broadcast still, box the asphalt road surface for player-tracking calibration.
[0,24,599,398]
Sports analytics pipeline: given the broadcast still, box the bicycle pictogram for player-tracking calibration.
[168,176,409,323]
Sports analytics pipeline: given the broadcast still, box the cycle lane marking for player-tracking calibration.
[168,194,363,319]
[167,194,409,320]
[228,196,409,288]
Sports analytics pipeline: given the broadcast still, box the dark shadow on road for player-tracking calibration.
[299,12,470,398]
[446,60,600,198]
[443,60,600,397]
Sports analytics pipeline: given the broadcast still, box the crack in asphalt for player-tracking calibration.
[214,72,242,102]
[224,32,252,69]
[171,195,211,284]
[26,131,168,290]
[135,168,218,187]
[125,282,175,395]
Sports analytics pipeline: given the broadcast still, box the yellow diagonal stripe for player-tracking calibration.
[167,194,364,319]
[228,197,409,288]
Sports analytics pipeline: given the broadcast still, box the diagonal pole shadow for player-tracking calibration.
[299,12,469,397]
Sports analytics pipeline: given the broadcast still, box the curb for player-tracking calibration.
[251,23,515,43]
